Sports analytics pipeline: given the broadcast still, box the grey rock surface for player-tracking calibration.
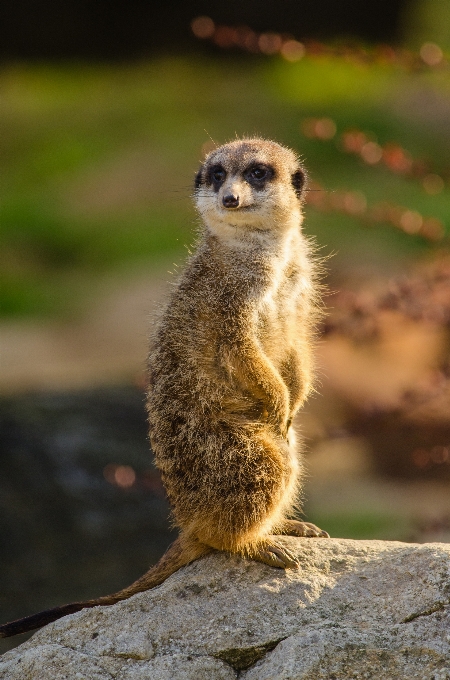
[1,538,449,679]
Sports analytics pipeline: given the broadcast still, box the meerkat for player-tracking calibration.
[0,137,328,639]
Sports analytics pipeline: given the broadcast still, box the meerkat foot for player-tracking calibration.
[251,541,299,569]
[278,519,330,538]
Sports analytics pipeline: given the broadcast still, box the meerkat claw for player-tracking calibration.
[279,519,330,538]
[253,541,300,569]
[301,521,330,538]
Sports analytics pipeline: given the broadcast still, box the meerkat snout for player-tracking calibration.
[220,173,253,211]
[222,193,240,208]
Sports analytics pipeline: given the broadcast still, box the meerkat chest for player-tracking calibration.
[255,257,309,354]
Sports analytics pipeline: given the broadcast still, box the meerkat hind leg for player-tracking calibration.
[277,519,330,538]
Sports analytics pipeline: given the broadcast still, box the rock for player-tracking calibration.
[1,538,449,679]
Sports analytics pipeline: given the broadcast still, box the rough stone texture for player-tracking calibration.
[1,538,449,679]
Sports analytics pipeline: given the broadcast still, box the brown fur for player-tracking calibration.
[0,138,328,639]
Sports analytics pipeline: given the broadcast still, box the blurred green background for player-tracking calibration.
[1,51,449,317]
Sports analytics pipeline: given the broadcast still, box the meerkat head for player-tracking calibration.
[194,138,307,240]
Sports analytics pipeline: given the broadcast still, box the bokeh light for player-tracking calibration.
[191,16,215,39]
[360,141,383,165]
[258,32,283,55]
[280,40,306,62]
[103,464,136,489]
[420,41,444,66]
[423,173,445,194]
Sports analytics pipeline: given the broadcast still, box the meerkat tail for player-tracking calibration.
[0,537,211,638]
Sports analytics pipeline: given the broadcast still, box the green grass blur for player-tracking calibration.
[306,511,414,541]
[1,54,449,317]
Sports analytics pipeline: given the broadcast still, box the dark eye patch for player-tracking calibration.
[291,169,306,197]
[194,165,204,189]
[206,164,227,191]
[244,163,274,189]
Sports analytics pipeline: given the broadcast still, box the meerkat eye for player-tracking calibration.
[207,165,227,188]
[250,166,268,180]
[213,168,226,182]
[244,164,274,188]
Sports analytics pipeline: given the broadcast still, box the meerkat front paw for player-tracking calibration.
[279,519,330,538]
[269,412,290,439]
[251,541,299,569]
[283,417,292,439]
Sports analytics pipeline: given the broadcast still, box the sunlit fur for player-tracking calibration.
[0,138,325,640]
[147,138,320,558]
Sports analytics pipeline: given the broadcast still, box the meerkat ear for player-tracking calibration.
[291,169,306,197]
[194,165,204,189]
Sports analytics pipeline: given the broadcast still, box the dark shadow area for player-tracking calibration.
[1,0,414,59]
[0,386,175,653]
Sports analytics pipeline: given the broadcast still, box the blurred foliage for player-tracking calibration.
[306,512,414,541]
[404,0,450,49]
[1,53,449,317]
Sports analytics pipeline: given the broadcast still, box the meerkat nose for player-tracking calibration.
[222,194,240,209]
